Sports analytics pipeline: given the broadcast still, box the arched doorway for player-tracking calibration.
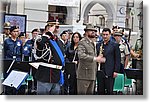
[82,0,115,28]
[88,3,107,29]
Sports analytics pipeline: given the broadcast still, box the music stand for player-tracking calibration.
[3,60,30,74]
[124,68,143,94]
[2,70,29,90]
[124,68,143,80]
[13,61,31,73]
[3,60,33,94]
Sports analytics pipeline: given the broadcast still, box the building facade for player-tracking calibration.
[1,0,142,34]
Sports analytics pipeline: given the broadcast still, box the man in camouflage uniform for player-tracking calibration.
[131,34,143,95]
[113,32,130,73]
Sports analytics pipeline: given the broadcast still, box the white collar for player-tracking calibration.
[60,38,65,44]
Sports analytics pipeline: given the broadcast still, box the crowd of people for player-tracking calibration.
[0,20,143,95]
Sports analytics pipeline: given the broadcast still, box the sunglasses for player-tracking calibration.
[55,26,59,29]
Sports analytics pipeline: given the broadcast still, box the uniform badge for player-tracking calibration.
[17,42,21,46]
[24,47,28,51]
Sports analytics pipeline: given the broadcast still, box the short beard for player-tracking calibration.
[88,34,95,38]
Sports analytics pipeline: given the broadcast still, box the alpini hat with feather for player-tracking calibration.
[84,24,97,32]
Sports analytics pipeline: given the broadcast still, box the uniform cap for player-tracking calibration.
[68,29,73,34]
[114,32,123,36]
[47,19,59,25]
[18,32,25,37]
[60,30,67,36]
[4,22,11,29]
[84,24,97,32]
[10,26,19,32]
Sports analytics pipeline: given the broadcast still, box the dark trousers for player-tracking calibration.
[97,71,115,95]
[63,72,77,95]
[4,85,26,95]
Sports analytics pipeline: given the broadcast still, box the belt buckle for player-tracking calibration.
[13,56,16,59]
[56,65,60,69]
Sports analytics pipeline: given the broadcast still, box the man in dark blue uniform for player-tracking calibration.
[18,32,32,61]
[25,28,40,92]
[26,28,40,61]
[3,26,22,61]
[3,26,23,95]
[34,20,65,95]
[96,28,121,95]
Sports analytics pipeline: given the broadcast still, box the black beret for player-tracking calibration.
[10,26,19,32]
[31,28,39,33]
[18,32,25,37]
[60,30,67,36]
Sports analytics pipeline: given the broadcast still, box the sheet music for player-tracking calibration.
[2,70,28,90]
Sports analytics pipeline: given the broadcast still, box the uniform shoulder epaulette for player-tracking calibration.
[80,38,85,42]
[121,39,127,45]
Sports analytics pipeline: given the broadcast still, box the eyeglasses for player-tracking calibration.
[4,28,10,30]
[12,30,19,33]
[69,33,73,35]
[113,30,118,32]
